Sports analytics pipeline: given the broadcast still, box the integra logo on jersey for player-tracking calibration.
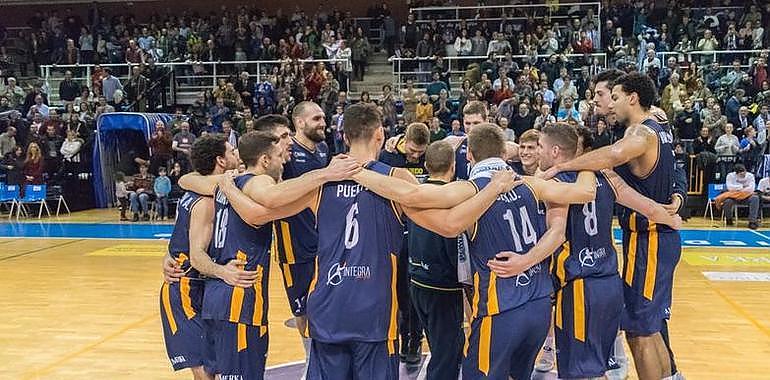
[170,355,187,365]
[515,263,543,287]
[327,262,372,286]
[336,184,362,198]
[578,247,609,268]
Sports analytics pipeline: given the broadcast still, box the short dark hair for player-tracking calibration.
[405,123,430,146]
[594,69,625,89]
[614,72,657,110]
[541,123,579,158]
[733,163,746,173]
[425,141,455,175]
[191,134,227,175]
[468,123,505,162]
[238,131,279,167]
[463,100,488,120]
[343,103,382,142]
[254,114,291,133]
[576,126,594,154]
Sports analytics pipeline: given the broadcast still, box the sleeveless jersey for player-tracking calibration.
[468,177,551,318]
[614,118,676,233]
[307,161,404,344]
[378,135,428,181]
[454,137,470,180]
[274,138,330,264]
[551,171,619,288]
[168,191,204,278]
[202,173,272,326]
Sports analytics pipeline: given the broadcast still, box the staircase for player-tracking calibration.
[349,51,394,100]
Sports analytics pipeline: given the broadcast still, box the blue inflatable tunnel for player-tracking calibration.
[92,112,173,208]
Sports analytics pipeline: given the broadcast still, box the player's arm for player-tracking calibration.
[219,175,318,226]
[542,124,650,178]
[188,197,258,288]
[402,171,518,238]
[353,167,476,209]
[487,202,568,278]
[178,172,223,196]
[522,170,597,204]
[668,163,688,214]
[603,169,682,229]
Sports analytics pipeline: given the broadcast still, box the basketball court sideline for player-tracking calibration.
[1,210,769,379]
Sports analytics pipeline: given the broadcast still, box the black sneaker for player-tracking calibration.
[749,221,759,230]
[726,218,734,226]
[143,214,150,221]
[132,213,139,222]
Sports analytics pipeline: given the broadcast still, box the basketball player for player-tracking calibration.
[160,134,239,380]
[186,131,359,379]
[379,122,430,180]
[542,72,685,380]
[445,101,490,180]
[490,123,681,379]
[272,102,331,376]
[352,124,606,380]
[510,129,540,176]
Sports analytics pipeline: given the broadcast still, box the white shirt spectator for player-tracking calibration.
[758,177,770,194]
[715,133,740,156]
[725,171,756,193]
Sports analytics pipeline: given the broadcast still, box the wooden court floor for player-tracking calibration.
[1,210,769,379]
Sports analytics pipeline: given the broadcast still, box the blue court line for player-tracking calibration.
[0,222,768,248]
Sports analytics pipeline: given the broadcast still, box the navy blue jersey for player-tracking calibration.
[552,171,619,288]
[468,177,551,318]
[454,138,470,180]
[614,118,675,233]
[378,135,428,181]
[168,191,204,278]
[307,161,404,344]
[202,173,272,326]
[274,138,330,264]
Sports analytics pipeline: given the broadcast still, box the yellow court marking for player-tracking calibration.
[683,251,770,266]
[86,244,167,257]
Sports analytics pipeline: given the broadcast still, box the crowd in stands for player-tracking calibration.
[1,0,769,223]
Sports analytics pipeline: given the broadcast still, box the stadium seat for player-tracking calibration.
[17,184,51,219]
[0,183,20,220]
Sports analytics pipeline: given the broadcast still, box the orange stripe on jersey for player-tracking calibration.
[573,279,586,342]
[624,212,638,287]
[387,253,399,354]
[260,325,268,337]
[478,316,492,376]
[280,221,296,264]
[486,272,499,315]
[176,253,189,266]
[229,287,244,323]
[270,224,279,262]
[282,263,294,288]
[555,288,563,329]
[179,277,196,319]
[556,242,570,288]
[644,223,659,300]
[471,272,480,319]
[308,256,319,295]
[161,282,177,334]
[253,265,265,326]
[237,323,247,352]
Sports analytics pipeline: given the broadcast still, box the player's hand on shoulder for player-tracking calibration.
[384,135,401,153]
[162,255,183,284]
[538,166,558,180]
[325,154,363,181]
[490,169,520,194]
[650,106,668,124]
[221,259,258,288]
[668,214,683,230]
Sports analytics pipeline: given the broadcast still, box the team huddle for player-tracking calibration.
[159,70,687,380]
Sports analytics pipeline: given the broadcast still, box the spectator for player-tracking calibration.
[127,162,154,222]
[661,73,686,119]
[22,141,44,187]
[641,49,661,75]
[172,121,195,171]
[758,175,770,207]
[58,70,81,106]
[557,96,581,125]
[222,120,239,148]
[114,171,129,221]
[351,28,371,81]
[733,106,753,139]
[675,99,701,148]
[511,103,535,141]
[426,72,449,98]
[153,166,171,220]
[1,146,25,186]
[592,119,612,149]
[148,121,172,175]
[721,164,760,229]
[208,98,231,132]
[533,104,555,130]
[428,117,446,142]
[416,94,433,124]
[704,103,728,140]
[0,127,16,157]
[111,90,131,112]
[39,124,63,178]
[102,69,123,103]
[330,105,345,154]
[450,119,464,136]
[739,126,762,173]
[715,123,741,156]
[753,104,768,150]
[26,94,49,120]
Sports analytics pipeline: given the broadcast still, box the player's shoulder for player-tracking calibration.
[443,135,466,150]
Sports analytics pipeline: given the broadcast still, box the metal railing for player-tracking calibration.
[654,49,768,69]
[39,58,350,106]
[390,53,608,93]
[410,1,601,21]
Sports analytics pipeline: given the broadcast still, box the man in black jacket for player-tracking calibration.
[58,70,81,106]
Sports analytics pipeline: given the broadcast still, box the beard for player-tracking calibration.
[304,128,326,143]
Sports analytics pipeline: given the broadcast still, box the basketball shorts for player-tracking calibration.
[554,275,623,379]
[621,229,681,336]
[206,320,268,380]
[307,339,399,380]
[462,296,551,380]
[160,278,210,371]
[279,260,316,317]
